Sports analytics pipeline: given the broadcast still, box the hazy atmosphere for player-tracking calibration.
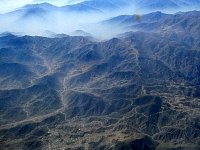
[0,0,200,39]
[0,0,86,13]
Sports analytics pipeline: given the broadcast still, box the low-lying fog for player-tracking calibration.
[0,4,136,39]
[0,0,199,39]
[0,11,128,39]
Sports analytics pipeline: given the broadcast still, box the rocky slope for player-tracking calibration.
[0,11,200,150]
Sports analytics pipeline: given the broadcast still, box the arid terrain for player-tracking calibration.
[0,10,200,150]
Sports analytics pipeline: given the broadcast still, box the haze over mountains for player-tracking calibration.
[0,0,200,150]
[0,0,200,38]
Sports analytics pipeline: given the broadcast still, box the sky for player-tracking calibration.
[0,0,86,13]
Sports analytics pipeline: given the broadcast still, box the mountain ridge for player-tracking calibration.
[0,10,200,149]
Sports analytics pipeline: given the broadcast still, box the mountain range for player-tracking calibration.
[1,0,200,22]
[4,0,200,15]
[0,0,200,39]
[0,10,200,150]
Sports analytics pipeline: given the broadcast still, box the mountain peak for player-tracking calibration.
[23,2,58,10]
